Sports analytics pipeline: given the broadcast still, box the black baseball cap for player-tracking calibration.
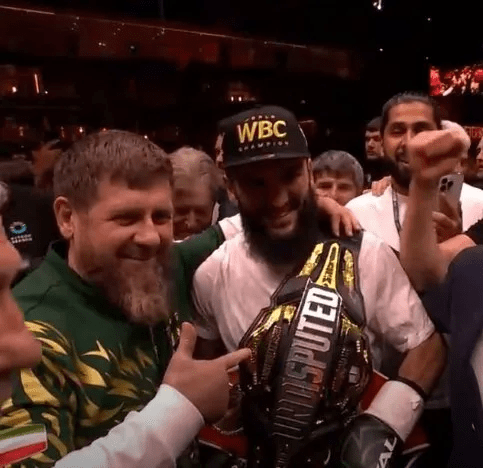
[222,105,310,168]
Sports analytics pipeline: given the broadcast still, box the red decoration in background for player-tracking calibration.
[430,64,483,96]
[463,126,483,142]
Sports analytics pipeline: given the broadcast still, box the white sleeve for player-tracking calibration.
[359,232,435,353]
[218,214,242,240]
[192,254,222,341]
[54,385,203,468]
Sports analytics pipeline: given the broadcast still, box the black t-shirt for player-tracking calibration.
[465,218,483,245]
[1,184,59,271]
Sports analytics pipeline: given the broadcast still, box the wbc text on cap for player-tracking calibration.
[222,105,310,168]
[236,114,288,149]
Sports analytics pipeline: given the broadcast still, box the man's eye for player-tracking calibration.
[115,216,137,226]
[153,212,173,224]
[283,170,302,183]
[245,179,264,189]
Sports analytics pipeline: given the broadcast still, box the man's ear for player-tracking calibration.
[53,196,75,241]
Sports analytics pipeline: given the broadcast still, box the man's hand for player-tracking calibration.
[407,129,466,189]
[163,323,251,424]
[432,194,462,243]
[315,194,361,237]
[363,176,391,197]
[0,216,23,288]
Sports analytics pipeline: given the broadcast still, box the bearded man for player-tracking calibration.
[0,129,358,468]
[193,106,446,468]
[0,130,256,468]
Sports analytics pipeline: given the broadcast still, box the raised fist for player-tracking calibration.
[407,129,466,188]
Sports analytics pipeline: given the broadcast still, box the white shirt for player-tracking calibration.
[346,183,483,252]
[53,385,203,468]
[192,230,435,370]
[461,183,483,230]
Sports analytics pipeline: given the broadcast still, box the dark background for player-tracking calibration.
[1,0,483,160]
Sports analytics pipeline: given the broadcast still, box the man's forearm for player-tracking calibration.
[54,385,204,468]
[398,332,447,395]
[400,181,447,291]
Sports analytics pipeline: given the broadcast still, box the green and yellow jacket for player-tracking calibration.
[0,226,224,467]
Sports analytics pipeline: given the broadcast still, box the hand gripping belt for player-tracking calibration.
[238,233,373,468]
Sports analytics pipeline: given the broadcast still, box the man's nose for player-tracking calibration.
[134,218,161,248]
[184,211,197,231]
[402,129,418,146]
[267,186,289,208]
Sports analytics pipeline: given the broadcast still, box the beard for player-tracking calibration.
[240,189,320,268]
[85,246,172,326]
[386,155,412,190]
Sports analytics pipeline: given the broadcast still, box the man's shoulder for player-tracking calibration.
[357,230,388,258]
[346,190,386,212]
[195,232,247,275]
[13,260,70,322]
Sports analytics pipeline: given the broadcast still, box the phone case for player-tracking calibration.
[439,174,464,207]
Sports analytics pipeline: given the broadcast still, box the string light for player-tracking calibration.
[372,0,383,11]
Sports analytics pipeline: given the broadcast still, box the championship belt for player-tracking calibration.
[238,235,371,467]
[199,235,428,467]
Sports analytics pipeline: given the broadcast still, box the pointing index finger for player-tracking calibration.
[217,348,252,370]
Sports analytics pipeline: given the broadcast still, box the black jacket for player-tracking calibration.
[423,246,483,467]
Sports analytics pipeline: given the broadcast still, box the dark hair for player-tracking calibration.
[312,150,364,190]
[217,115,235,136]
[53,130,172,210]
[0,159,34,186]
[366,117,381,132]
[381,92,442,135]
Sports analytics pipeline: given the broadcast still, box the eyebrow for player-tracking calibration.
[109,206,172,217]
[389,120,434,128]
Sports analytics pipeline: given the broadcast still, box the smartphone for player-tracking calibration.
[439,173,464,209]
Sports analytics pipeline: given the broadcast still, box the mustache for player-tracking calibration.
[260,199,300,220]
[395,149,408,162]
[119,245,163,261]
[240,190,320,267]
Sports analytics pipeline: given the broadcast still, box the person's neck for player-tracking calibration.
[67,246,88,280]
[391,177,409,196]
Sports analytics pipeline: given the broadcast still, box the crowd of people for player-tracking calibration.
[0,91,483,468]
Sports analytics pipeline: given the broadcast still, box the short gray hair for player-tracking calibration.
[169,146,222,200]
[312,150,364,190]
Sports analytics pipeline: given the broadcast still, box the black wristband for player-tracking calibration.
[394,376,429,402]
